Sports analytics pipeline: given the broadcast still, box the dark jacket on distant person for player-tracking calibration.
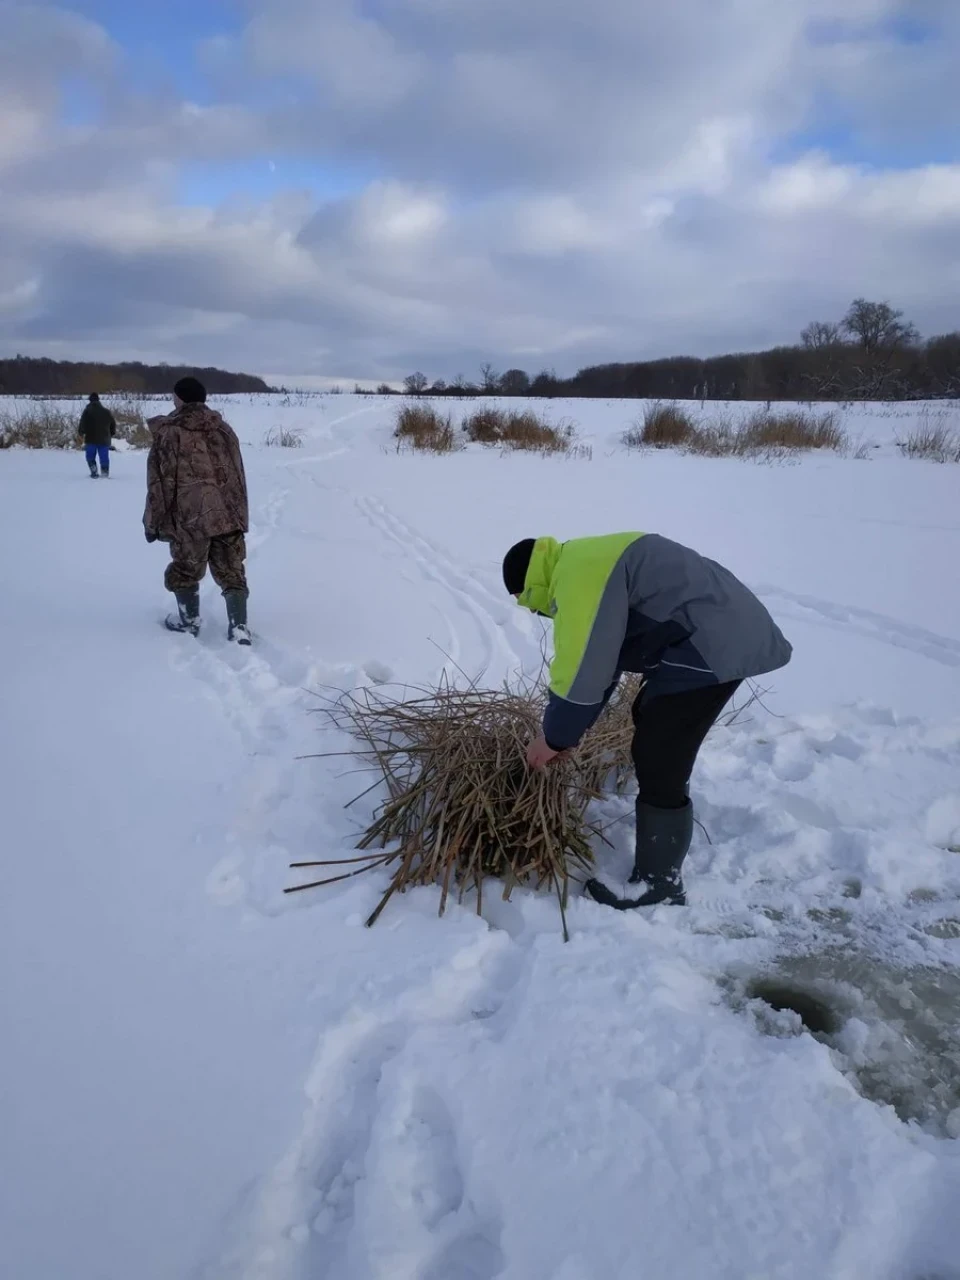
[78,399,116,447]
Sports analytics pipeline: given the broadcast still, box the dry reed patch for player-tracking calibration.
[0,404,76,449]
[499,410,573,453]
[463,407,573,453]
[394,403,460,453]
[111,402,152,448]
[463,406,508,443]
[897,414,960,463]
[736,408,846,455]
[264,426,304,448]
[633,402,697,448]
[288,675,643,937]
[624,404,847,458]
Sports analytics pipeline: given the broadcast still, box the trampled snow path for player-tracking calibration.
[3,394,960,1280]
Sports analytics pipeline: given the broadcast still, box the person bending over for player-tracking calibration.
[503,532,791,908]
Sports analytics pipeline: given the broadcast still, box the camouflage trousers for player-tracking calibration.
[164,531,248,595]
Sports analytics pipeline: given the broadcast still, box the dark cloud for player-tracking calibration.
[1,0,958,383]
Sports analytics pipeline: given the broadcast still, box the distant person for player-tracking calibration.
[78,393,116,478]
[502,532,792,909]
[143,377,251,645]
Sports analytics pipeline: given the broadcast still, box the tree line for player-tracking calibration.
[402,300,960,402]
[0,355,271,397]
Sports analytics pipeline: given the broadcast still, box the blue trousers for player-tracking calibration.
[85,444,110,473]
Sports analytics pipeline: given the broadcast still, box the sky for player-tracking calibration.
[1,0,959,387]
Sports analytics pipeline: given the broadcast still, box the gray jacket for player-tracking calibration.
[516,532,792,748]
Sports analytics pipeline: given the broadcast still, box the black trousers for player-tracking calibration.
[631,681,741,810]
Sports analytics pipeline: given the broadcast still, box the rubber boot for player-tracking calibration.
[585,800,693,910]
[224,589,251,646]
[165,585,201,636]
[88,461,99,478]
[627,798,693,902]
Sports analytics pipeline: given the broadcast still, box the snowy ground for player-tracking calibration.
[2,393,960,1280]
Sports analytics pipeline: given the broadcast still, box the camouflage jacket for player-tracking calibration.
[143,404,249,542]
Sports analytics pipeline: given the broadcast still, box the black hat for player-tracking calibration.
[88,392,100,402]
[173,376,207,404]
[502,538,536,595]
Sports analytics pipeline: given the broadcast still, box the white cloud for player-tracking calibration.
[0,0,958,381]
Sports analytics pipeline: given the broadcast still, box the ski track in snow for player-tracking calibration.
[354,493,535,682]
[168,461,359,922]
[756,585,960,668]
[172,401,395,920]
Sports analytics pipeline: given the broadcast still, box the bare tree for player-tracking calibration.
[403,372,429,396]
[801,320,843,350]
[430,378,448,394]
[842,299,919,354]
[838,300,920,399]
[479,362,500,394]
[499,368,530,396]
[925,333,960,398]
[530,368,559,397]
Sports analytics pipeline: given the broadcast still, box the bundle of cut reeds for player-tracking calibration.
[286,674,643,939]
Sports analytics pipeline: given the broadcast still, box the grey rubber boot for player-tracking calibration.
[164,585,201,636]
[584,800,693,910]
[629,799,693,879]
[224,589,251,645]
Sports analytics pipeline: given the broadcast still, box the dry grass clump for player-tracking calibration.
[683,415,738,457]
[288,675,643,937]
[897,414,960,463]
[464,406,507,443]
[264,426,304,448]
[625,404,847,459]
[395,403,460,453]
[500,410,573,453]
[0,404,76,449]
[0,399,155,450]
[736,408,846,454]
[463,406,573,453]
[633,402,697,448]
[111,401,152,449]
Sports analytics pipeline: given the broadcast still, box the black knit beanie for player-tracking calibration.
[502,538,537,595]
[88,392,100,402]
[173,376,207,404]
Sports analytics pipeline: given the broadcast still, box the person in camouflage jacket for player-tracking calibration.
[143,376,251,644]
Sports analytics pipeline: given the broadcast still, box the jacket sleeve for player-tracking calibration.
[108,412,117,438]
[224,426,249,532]
[78,407,91,439]
[542,675,620,751]
[541,562,630,750]
[143,432,176,539]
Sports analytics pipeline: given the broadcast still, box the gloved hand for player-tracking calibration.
[144,529,158,544]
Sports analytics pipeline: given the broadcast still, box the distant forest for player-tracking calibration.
[5,297,959,403]
[0,356,271,396]
[402,300,960,403]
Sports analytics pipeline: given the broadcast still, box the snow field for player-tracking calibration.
[2,393,960,1280]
